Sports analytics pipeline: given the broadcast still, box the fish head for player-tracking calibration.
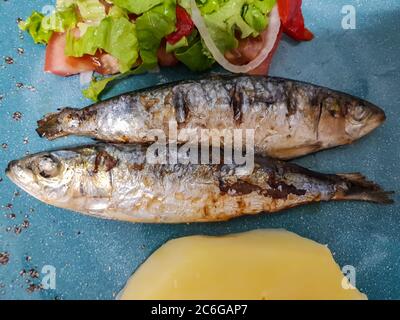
[317,93,385,148]
[6,150,79,205]
[344,100,386,138]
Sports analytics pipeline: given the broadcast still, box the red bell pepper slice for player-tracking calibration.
[166,5,195,45]
[277,0,314,41]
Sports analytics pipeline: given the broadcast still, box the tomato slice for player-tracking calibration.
[225,26,282,76]
[278,0,314,41]
[248,28,282,75]
[157,40,179,67]
[45,32,99,76]
[166,5,195,45]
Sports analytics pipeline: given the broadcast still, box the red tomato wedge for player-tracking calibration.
[278,0,314,41]
[157,40,179,67]
[166,5,195,45]
[249,28,282,75]
[45,33,99,76]
[225,25,283,75]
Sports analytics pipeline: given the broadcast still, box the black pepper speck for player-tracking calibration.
[29,269,39,279]
[4,56,14,64]
[26,283,43,293]
[12,111,22,121]
[21,220,30,229]
[0,252,10,265]
[7,213,16,219]
[14,226,22,235]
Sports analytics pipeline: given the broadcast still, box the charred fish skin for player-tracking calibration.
[6,144,393,223]
[37,75,386,160]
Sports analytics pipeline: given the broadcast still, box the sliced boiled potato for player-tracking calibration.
[119,229,366,300]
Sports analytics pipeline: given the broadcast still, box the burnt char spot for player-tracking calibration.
[93,151,118,174]
[219,175,307,200]
[140,96,160,110]
[285,89,297,117]
[173,89,190,124]
[230,86,244,124]
[219,180,261,196]
[129,163,145,171]
[264,180,307,199]
[81,108,97,121]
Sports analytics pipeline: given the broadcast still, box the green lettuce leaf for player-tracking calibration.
[197,0,221,14]
[107,5,129,18]
[135,0,176,70]
[166,36,188,53]
[19,12,53,44]
[243,0,276,32]
[83,75,118,101]
[109,0,164,14]
[19,7,77,44]
[76,0,106,22]
[200,0,276,52]
[65,16,139,73]
[83,66,147,101]
[175,39,215,71]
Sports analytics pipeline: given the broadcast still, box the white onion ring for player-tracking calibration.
[190,0,281,73]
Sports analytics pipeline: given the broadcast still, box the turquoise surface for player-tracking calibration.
[0,0,399,300]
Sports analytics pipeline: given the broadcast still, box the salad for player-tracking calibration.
[20,0,313,101]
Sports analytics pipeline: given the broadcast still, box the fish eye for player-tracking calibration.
[36,155,61,179]
[351,105,370,122]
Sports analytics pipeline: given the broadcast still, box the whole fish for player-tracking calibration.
[6,144,392,223]
[36,76,386,160]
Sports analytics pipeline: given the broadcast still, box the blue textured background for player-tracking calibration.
[0,0,399,300]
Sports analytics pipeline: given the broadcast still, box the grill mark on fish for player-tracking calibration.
[172,88,190,125]
[310,91,324,141]
[286,84,297,117]
[316,100,323,141]
[230,85,244,125]
[93,151,118,174]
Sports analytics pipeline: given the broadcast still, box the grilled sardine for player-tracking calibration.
[36,76,386,160]
[6,144,392,223]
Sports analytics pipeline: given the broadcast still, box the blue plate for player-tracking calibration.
[0,0,399,300]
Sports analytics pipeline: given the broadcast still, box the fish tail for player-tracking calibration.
[335,173,394,204]
[36,108,72,140]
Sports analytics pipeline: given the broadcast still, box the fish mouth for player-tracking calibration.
[360,103,386,137]
[5,161,28,194]
[5,160,18,181]
[367,101,386,123]
[5,160,42,203]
